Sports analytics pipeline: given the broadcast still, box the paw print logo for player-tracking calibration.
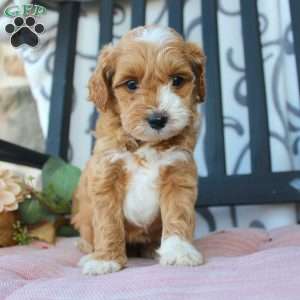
[5,16,44,48]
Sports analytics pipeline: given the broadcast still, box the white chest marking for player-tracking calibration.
[109,147,189,228]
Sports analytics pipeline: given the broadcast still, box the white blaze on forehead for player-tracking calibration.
[128,84,190,141]
[135,27,176,45]
[158,85,190,132]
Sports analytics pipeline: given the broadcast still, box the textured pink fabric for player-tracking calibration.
[1,226,300,300]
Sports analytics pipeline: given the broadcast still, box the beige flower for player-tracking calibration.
[0,169,23,213]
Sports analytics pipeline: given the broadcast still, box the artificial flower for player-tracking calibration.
[0,169,23,213]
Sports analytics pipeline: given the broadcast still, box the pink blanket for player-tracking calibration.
[1,226,300,300]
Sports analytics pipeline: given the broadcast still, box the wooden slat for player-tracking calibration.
[99,0,113,48]
[289,0,300,225]
[167,0,183,35]
[46,2,80,160]
[131,0,145,28]
[201,0,226,176]
[0,139,49,169]
[241,0,271,174]
[91,0,114,150]
[197,171,300,207]
[289,0,300,105]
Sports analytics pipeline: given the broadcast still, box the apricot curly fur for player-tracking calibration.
[72,25,206,271]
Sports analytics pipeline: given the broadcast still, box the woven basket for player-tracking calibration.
[0,211,17,247]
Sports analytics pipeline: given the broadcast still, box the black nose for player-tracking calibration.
[147,112,168,130]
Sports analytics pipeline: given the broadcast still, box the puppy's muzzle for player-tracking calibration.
[147,112,168,130]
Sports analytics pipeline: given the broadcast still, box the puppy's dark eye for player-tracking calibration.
[171,76,184,87]
[126,80,138,91]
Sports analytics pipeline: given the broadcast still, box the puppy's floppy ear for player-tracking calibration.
[89,44,115,111]
[185,42,206,103]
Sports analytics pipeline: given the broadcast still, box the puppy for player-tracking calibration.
[72,25,206,275]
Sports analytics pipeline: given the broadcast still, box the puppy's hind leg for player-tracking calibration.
[72,172,94,254]
[140,241,160,259]
[77,224,94,254]
[72,210,94,254]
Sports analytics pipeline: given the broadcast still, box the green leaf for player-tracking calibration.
[19,197,56,225]
[42,157,66,188]
[40,188,72,214]
[47,163,81,201]
[42,157,81,214]
[12,221,32,245]
[56,224,79,237]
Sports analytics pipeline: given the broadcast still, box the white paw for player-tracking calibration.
[79,255,121,275]
[157,235,204,266]
[78,254,92,267]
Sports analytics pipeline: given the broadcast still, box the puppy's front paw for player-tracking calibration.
[78,254,122,275]
[157,235,204,266]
